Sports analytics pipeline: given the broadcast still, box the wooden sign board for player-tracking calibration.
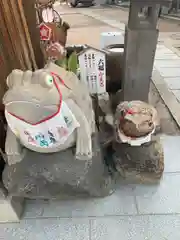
[78,47,106,95]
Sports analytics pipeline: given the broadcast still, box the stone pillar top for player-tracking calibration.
[128,0,172,29]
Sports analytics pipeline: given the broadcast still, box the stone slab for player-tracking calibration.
[155,54,179,60]
[149,83,180,135]
[162,136,180,173]
[155,48,174,54]
[0,182,7,199]
[91,215,180,240]
[0,197,24,223]
[23,200,45,219]
[133,173,180,214]
[155,51,178,56]
[152,70,180,128]
[154,59,180,68]
[172,90,180,102]
[23,185,137,219]
[156,68,180,77]
[0,218,89,240]
[155,45,180,63]
[164,77,180,90]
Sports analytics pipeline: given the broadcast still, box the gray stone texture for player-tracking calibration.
[2,133,115,199]
[172,89,180,102]
[164,77,180,90]
[133,173,180,214]
[0,197,24,223]
[123,27,158,102]
[123,1,160,103]
[161,136,180,172]
[128,2,159,30]
[91,215,180,240]
[154,59,180,68]
[149,83,180,135]
[0,182,8,199]
[152,44,180,131]
[0,218,90,240]
[113,139,164,183]
[24,184,137,218]
[158,68,180,77]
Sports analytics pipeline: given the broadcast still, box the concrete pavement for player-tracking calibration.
[1,135,180,239]
[1,5,180,240]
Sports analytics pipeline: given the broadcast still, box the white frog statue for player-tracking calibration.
[3,63,95,165]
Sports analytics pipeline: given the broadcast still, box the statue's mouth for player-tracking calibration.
[3,71,64,125]
[5,100,58,108]
[5,101,59,125]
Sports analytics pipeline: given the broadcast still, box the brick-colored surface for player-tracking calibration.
[67,25,118,47]
[62,13,105,28]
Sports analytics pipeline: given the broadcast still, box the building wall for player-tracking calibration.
[0,0,43,107]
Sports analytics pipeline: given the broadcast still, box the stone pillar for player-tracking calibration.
[122,0,172,102]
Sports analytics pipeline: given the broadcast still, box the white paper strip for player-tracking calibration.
[78,48,106,94]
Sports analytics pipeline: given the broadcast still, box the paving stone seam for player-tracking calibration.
[89,219,92,240]
[152,70,180,128]
[22,213,180,221]
[133,195,140,215]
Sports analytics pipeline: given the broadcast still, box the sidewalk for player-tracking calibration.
[1,135,180,240]
[153,44,180,128]
[1,6,180,240]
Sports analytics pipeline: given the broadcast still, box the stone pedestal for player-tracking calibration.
[0,183,24,223]
[2,132,115,199]
[0,113,23,223]
[0,197,24,223]
[113,138,164,183]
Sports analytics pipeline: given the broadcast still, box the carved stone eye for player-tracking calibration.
[148,121,153,127]
[45,75,54,87]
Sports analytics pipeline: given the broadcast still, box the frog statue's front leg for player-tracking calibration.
[5,126,26,165]
[65,99,92,160]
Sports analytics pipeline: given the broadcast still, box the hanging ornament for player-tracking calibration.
[37,0,55,5]
[35,0,70,62]
[39,23,52,41]
[46,42,66,60]
[42,7,54,23]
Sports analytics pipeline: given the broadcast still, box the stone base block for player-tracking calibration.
[113,138,164,183]
[0,182,8,199]
[0,197,24,223]
[3,132,115,199]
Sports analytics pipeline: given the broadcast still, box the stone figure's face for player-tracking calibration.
[3,70,61,124]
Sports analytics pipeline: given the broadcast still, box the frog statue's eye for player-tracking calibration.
[45,75,54,87]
